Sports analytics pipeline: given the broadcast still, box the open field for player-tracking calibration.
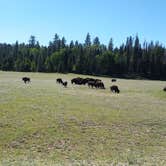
[0,71,166,165]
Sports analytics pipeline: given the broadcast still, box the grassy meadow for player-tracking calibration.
[0,71,166,165]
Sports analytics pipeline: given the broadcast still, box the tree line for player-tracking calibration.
[0,33,166,79]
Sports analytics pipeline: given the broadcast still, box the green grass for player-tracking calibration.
[0,71,166,165]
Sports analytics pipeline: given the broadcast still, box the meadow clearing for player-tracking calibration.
[0,71,166,165]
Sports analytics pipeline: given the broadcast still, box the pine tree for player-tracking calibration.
[93,37,100,46]
[85,33,91,47]
[29,36,36,48]
[61,37,66,49]
[108,38,113,51]
[70,40,74,48]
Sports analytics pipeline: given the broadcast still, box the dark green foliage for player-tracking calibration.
[108,38,113,52]
[84,33,91,47]
[0,34,166,79]
[93,37,100,46]
[29,36,37,48]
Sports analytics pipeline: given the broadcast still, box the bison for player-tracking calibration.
[88,79,105,89]
[95,81,105,89]
[163,87,166,91]
[111,79,117,82]
[22,77,30,84]
[56,78,63,84]
[88,81,95,88]
[71,77,83,85]
[81,78,90,85]
[110,85,120,93]
[62,81,68,88]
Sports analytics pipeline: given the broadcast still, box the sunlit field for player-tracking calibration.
[0,71,166,165]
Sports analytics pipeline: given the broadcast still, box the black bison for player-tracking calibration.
[111,79,117,82]
[88,80,105,89]
[22,77,30,84]
[163,87,166,91]
[71,77,83,85]
[110,85,120,93]
[56,78,63,84]
[88,80,96,88]
[62,81,68,88]
[95,80,105,89]
[82,78,96,85]
[81,78,91,85]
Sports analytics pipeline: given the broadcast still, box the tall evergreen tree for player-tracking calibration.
[29,36,36,48]
[61,37,66,49]
[133,35,141,72]
[85,33,91,47]
[108,38,113,51]
[93,37,100,46]
[70,40,74,48]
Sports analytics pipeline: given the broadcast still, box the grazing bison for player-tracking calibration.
[56,78,63,84]
[95,80,105,89]
[81,78,90,85]
[110,85,120,93]
[22,77,30,84]
[163,87,166,91]
[88,79,105,89]
[111,79,117,82]
[62,81,68,88]
[88,81,96,88]
[71,77,83,85]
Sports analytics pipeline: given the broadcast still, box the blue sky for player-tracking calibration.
[0,0,166,46]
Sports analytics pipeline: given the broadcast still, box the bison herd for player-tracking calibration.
[22,76,166,93]
[22,76,120,93]
[57,77,119,93]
